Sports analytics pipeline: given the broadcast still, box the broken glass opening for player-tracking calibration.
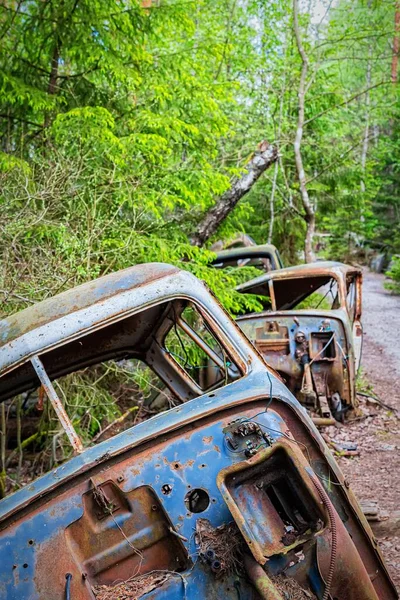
[1,299,241,497]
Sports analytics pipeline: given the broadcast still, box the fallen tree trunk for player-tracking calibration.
[190,141,278,247]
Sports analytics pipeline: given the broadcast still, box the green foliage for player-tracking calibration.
[297,292,332,311]
[221,0,400,263]
[356,367,374,396]
[2,0,399,300]
[3,360,165,494]
[385,257,400,294]
[0,0,267,320]
[0,145,261,318]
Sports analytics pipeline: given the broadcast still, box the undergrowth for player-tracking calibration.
[384,257,400,294]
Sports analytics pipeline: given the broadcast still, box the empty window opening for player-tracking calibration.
[164,304,238,391]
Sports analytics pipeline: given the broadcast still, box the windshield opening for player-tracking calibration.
[213,255,275,272]
[293,278,340,310]
[239,274,340,312]
[0,299,240,499]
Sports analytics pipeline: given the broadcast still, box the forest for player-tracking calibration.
[1,0,400,315]
[1,2,400,597]
[1,0,400,491]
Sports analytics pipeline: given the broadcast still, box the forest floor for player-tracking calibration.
[325,270,400,590]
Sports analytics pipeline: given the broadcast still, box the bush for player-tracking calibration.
[384,256,400,294]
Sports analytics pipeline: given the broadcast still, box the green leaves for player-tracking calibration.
[50,107,124,161]
[1,0,399,323]
[385,257,400,294]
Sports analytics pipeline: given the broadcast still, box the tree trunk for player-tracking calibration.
[360,0,373,196]
[267,54,287,244]
[190,141,278,247]
[305,213,315,264]
[293,0,315,263]
[44,39,60,128]
[360,44,372,195]
[267,161,278,244]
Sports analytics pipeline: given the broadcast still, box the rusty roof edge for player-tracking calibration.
[236,261,361,292]
[0,263,181,348]
[236,308,349,323]
[0,268,211,376]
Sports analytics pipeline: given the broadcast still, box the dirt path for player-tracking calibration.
[362,271,400,373]
[327,270,400,590]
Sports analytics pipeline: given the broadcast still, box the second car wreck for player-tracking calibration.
[235,262,363,424]
[0,263,396,600]
[211,243,284,273]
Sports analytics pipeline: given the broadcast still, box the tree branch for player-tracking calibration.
[0,113,43,128]
[304,80,391,127]
[305,133,375,185]
[190,141,278,247]
[293,0,315,262]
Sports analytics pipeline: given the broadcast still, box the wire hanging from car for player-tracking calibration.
[235,411,345,487]
[65,573,72,600]
[265,369,273,410]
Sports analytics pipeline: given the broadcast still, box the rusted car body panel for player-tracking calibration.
[0,264,396,600]
[236,262,363,421]
[211,244,284,273]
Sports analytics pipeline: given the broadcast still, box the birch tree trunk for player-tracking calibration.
[267,51,287,244]
[293,0,315,263]
[190,141,278,247]
[267,161,278,244]
[360,44,372,195]
[360,0,373,196]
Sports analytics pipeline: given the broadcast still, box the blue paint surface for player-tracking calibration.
[0,395,287,600]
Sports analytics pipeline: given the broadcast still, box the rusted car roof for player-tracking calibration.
[236,261,361,309]
[0,263,179,348]
[0,263,205,382]
[237,260,360,289]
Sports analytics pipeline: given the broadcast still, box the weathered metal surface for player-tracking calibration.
[210,233,258,250]
[0,262,397,599]
[315,518,380,599]
[67,482,188,585]
[236,261,363,421]
[243,554,283,600]
[217,441,326,563]
[0,263,180,347]
[238,312,354,418]
[30,355,83,454]
[211,244,284,272]
[0,265,251,402]
[1,399,396,599]
[236,261,361,303]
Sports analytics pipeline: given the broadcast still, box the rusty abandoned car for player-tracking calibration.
[0,264,396,600]
[235,262,363,424]
[211,244,284,273]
